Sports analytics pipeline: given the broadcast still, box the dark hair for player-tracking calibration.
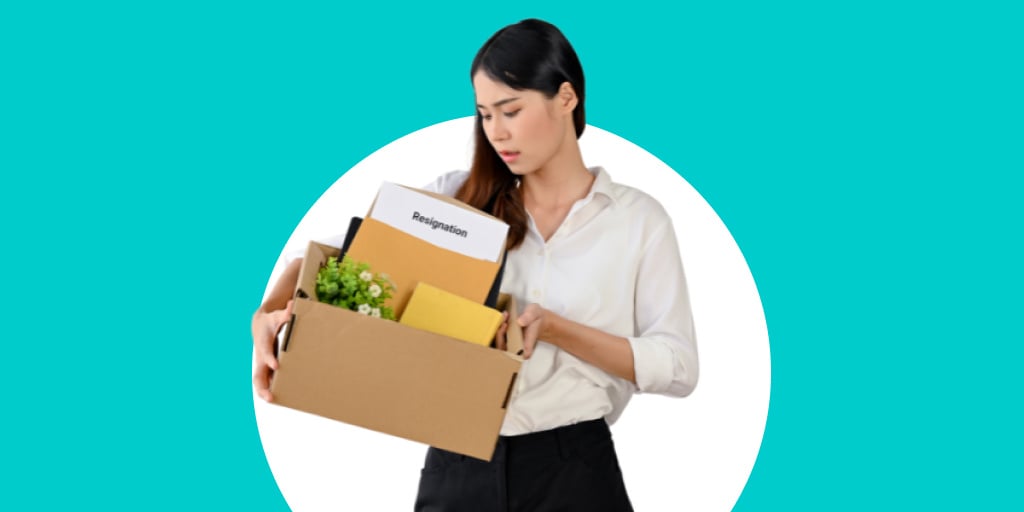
[455,18,586,251]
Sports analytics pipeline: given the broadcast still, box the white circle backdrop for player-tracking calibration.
[255,117,771,511]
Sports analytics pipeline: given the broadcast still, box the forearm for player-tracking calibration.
[544,314,637,385]
[256,258,303,315]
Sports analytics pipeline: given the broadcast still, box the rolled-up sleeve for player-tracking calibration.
[627,221,699,397]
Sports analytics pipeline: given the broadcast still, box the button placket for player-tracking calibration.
[530,247,546,303]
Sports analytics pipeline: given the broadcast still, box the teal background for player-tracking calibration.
[2,1,1021,510]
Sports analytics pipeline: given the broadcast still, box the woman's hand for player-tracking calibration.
[251,299,294,402]
[517,303,556,359]
[495,305,554,358]
[507,304,638,384]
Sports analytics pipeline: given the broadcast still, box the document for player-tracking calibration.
[368,182,509,263]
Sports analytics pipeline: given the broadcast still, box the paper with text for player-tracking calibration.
[368,182,508,262]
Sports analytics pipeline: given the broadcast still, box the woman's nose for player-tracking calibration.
[491,117,510,141]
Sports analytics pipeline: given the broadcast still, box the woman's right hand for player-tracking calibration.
[252,299,294,402]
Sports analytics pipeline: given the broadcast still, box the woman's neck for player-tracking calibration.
[522,140,593,210]
[522,169,594,211]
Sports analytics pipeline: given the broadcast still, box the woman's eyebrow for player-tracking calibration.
[476,97,520,109]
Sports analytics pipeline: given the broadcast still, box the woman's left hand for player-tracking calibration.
[517,303,558,359]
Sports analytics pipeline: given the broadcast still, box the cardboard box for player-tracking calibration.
[270,239,525,461]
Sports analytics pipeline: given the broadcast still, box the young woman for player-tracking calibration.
[253,18,698,512]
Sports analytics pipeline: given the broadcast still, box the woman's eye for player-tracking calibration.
[503,109,520,118]
[480,113,493,121]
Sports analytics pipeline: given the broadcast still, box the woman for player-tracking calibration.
[253,18,698,512]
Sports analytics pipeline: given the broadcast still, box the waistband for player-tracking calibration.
[495,418,611,461]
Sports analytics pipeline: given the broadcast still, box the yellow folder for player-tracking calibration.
[399,282,504,346]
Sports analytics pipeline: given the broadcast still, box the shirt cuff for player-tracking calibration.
[628,336,677,394]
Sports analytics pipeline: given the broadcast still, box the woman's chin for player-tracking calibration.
[506,164,537,177]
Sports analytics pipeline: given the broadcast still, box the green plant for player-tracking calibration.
[315,256,397,320]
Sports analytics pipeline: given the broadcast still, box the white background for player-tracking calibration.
[254,118,771,511]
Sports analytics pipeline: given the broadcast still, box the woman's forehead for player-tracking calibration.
[473,72,542,106]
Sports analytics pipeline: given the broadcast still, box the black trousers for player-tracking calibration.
[414,418,634,512]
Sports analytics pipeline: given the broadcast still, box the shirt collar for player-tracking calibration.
[585,166,619,207]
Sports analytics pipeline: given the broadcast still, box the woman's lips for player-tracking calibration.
[499,151,520,163]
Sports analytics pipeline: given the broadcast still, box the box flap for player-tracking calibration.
[496,293,524,357]
[294,241,338,301]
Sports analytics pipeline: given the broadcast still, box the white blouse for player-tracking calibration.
[423,166,698,436]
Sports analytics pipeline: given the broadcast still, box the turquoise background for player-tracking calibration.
[3,1,1021,510]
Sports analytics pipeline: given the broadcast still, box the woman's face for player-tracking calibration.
[473,71,571,176]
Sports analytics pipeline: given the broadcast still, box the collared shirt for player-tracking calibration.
[423,166,698,436]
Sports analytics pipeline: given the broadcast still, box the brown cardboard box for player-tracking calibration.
[269,240,524,461]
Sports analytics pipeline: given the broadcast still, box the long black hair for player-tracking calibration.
[455,19,586,250]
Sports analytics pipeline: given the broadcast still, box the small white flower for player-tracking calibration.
[371,308,381,318]
[357,303,371,315]
[368,284,382,298]
[359,271,373,282]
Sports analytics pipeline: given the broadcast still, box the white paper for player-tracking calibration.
[368,182,509,262]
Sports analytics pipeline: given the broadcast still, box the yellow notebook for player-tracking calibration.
[399,282,504,346]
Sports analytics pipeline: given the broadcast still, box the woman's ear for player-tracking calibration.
[558,82,578,112]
